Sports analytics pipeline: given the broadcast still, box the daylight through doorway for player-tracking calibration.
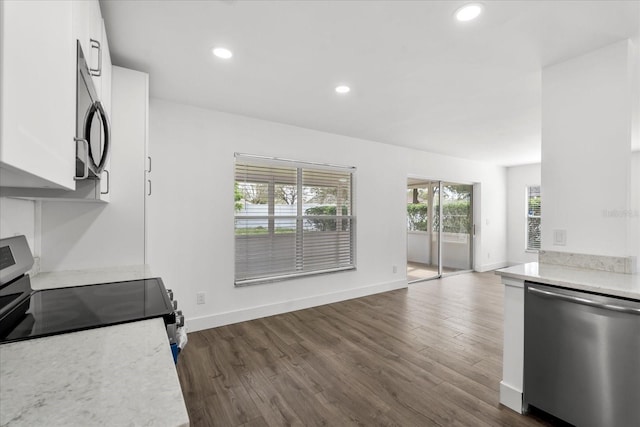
[406,179,473,282]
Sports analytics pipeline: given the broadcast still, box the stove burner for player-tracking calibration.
[0,278,175,344]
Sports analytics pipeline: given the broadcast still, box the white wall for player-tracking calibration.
[0,197,36,252]
[506,163,541,265]
[630,152,640,259]
[541,39,635,257]
[148,98,508,331]
[39,67,147,272]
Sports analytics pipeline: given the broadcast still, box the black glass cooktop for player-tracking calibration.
[0,278,174,343]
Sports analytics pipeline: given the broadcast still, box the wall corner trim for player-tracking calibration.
[499,381,524,414]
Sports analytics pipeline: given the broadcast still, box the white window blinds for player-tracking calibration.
[527,185,541,251]
[234,154,356,285]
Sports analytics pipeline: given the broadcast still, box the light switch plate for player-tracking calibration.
[196,292,206,305]
[553,229,567,246]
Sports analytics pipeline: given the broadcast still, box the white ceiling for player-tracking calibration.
[100,0,640,166]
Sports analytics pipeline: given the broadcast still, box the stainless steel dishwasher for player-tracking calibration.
[524,282,640,427]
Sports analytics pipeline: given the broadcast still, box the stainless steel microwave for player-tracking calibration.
[76,41,110,180]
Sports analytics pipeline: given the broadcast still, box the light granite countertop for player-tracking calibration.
[496,262,640,300]
[30,265,154,290]
[0,318,189,427]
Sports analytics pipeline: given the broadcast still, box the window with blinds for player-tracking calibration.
[526,185,541,251]
[234,154,356,286]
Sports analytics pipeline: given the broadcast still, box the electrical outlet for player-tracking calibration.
[392,265,398,274]
[196,292,206,305]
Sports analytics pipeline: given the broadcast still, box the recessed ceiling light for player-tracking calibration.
[455,3,483,22]
[212,47,233,59]
[335,85,351,94]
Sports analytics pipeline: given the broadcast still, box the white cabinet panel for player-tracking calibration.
[72,0,102,100]
[72,0,90,64]
[88,0,103,98]
[0,0,76,190]
[40,67,149,272]
[99,19,112,202]
[1,0,114,201]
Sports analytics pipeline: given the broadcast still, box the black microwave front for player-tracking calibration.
[75,40,110,180]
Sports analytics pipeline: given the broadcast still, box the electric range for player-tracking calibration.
[0,236,184,347]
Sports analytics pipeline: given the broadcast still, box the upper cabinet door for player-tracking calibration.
[72,0,102,99]
[99,20,112,202]
[101,20,112,119]
[88,0,103,99]
[0,0,76,190]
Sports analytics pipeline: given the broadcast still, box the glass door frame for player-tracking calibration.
[406,178,475,284]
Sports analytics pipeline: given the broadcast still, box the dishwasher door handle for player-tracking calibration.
[528,286,640,315]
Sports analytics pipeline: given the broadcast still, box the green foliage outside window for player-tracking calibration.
[407,203,429,231]
[304,206,349,231]
[438,200,472,234]
[234,182,243,212]
[407,200,472,233]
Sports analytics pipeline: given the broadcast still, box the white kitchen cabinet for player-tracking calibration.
[0,0,76,190]
[1,0,114,202]
[72,0,103,100]
[88,0,103,98]
[71,0,90,69]
[100,20,113,118]
[98,19,112,202]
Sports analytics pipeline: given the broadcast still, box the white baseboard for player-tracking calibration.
[499,381,523,414]
[476,261,509,272]
[186,279,408,332]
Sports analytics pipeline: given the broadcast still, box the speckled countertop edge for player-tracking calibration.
[30,265,154,290]
[497,262,640,300]
[0,318,189,427]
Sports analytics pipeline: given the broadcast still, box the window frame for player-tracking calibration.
[526,185,541,252]
[234,153,356,286]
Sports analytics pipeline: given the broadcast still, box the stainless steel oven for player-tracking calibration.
[76,41,110,180]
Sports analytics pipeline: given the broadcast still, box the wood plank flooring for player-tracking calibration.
[177,272,554,426]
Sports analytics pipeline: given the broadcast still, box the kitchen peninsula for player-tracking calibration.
[496,261,640,419]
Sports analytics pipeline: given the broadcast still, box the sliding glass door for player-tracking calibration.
[406,179,473,282]
[406,181,440,281]
[440,182,473,274]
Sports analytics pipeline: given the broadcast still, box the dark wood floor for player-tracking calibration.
[177,272,554,426]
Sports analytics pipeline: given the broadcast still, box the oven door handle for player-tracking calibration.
[528,286,640,315]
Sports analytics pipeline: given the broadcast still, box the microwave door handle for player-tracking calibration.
[96,101,110,172]
[84,101,110,173]
[74,138,89,180]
